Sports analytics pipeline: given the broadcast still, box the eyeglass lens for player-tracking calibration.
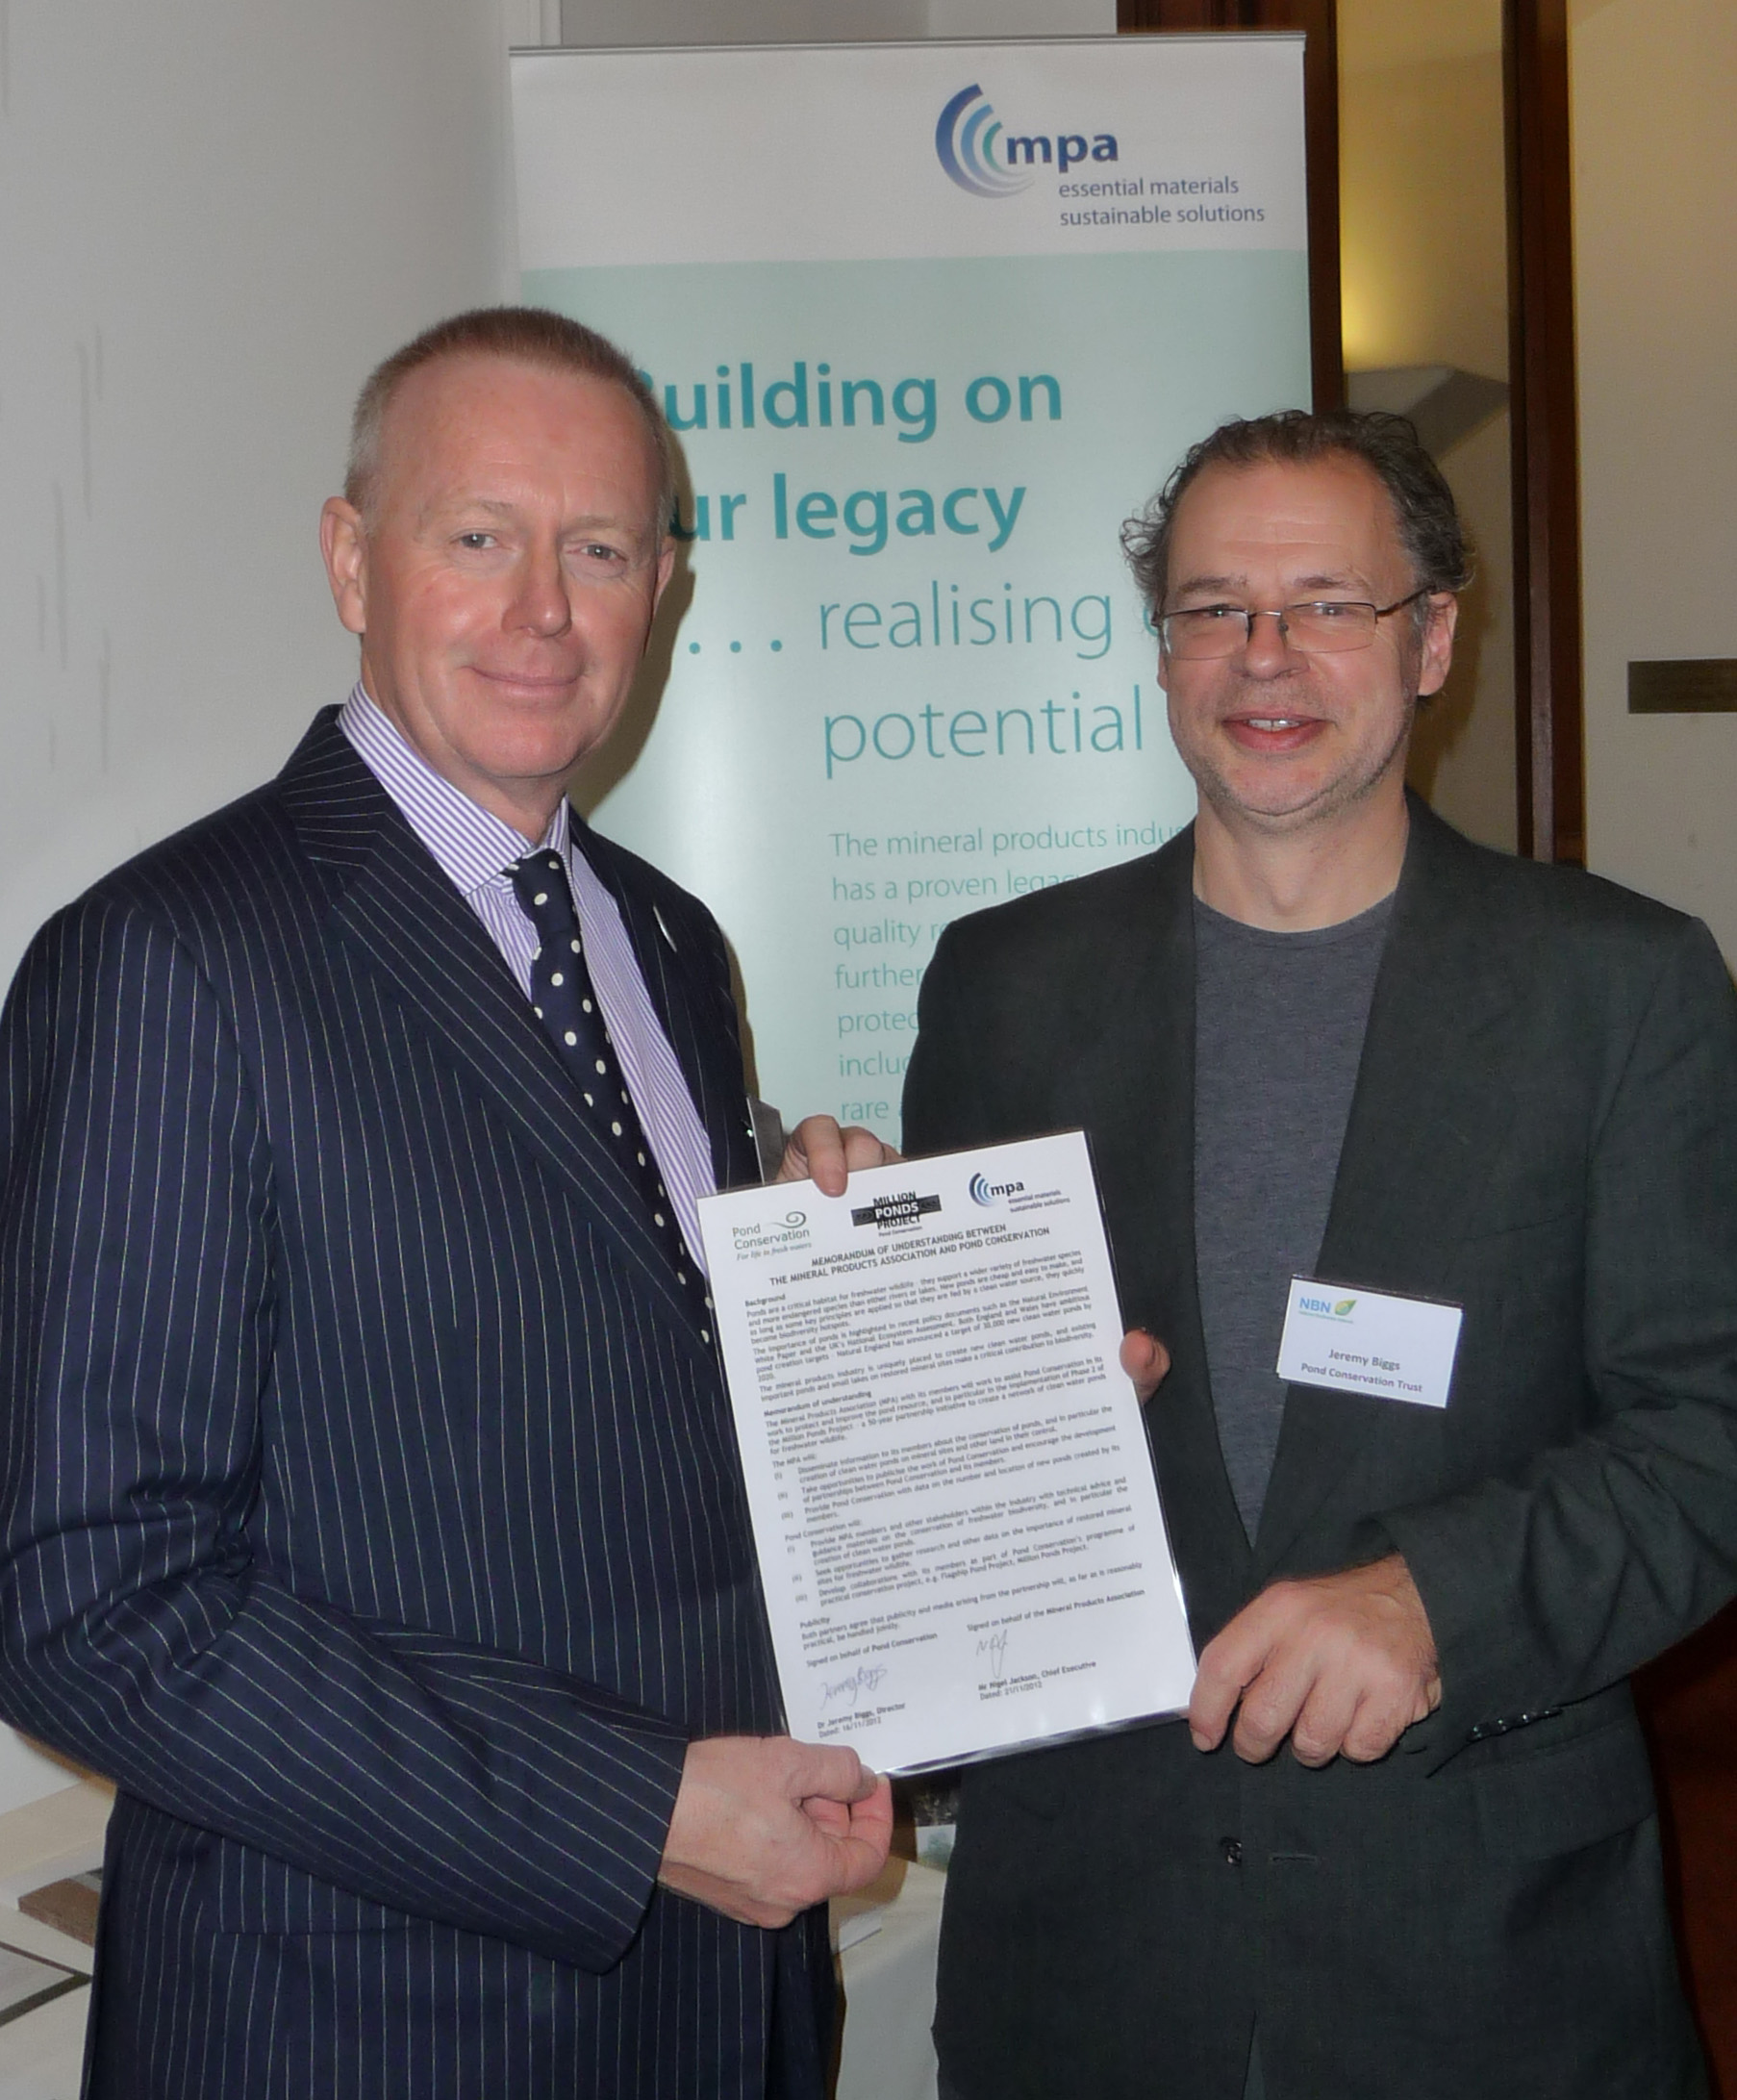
[1162,602,1382,659]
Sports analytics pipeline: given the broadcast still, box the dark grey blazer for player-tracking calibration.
[0,711,828,2100]
[903,798,1737,2100]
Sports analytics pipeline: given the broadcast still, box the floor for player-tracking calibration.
[0,1782,105,2100]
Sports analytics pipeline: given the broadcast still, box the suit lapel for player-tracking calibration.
[1253,800,1525,1578]
[276,715,715,1346]
[1070,836,1254,1634]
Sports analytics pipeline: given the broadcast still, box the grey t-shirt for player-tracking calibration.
[1193,892,1395,1540]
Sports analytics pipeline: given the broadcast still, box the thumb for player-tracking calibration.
[1120,1328,1172,1404]
[789,1740,873,1805]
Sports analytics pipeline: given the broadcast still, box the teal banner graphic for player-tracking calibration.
[514,38,1310,1143]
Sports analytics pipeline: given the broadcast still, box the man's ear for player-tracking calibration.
[320,497,369,639]
[1416,593,1459,699]
[652,537,676,613]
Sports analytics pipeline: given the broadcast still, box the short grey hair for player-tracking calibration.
[344,305,676,544]
[1122,408,1474,624]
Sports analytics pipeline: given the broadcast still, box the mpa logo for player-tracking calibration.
[969,1172,1026,1206]
[935,84,1120,199]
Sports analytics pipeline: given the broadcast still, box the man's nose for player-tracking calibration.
[510,543,573,635]
[1239,608,1298,674]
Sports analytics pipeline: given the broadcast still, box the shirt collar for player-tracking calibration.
[339,682,570,898]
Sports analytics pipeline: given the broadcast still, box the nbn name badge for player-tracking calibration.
[1276,1278,1464,1410]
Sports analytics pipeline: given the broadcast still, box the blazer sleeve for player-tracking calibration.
[0,892,688,1971]
[902,925,991,1156]
[1378,913,1737,1754]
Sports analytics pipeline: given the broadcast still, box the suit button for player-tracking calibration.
[1221,1837,1243,1866]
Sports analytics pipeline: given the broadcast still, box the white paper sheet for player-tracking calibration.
[699,1132,1196,1774]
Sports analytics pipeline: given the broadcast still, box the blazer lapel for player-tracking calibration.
[1070,835,1254,1639]
[276,715,714,1345]
[1253,800,1527,1579]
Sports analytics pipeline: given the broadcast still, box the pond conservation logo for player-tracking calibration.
[729,1210,811,1258]
[934,84,1120,198]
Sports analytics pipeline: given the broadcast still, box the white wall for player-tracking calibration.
[506,0,566,43]
[0,0,515,1810]
[1573,0,1737,955]
[0,1,516,993]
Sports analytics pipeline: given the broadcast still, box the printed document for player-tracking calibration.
[698,1132,1196,1773]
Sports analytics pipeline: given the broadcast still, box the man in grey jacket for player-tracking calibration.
[905,407,1737,2098]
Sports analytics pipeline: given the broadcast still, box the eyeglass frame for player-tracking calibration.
[1155,586,1436,660]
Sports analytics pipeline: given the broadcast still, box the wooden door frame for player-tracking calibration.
[1117,0,1585,863]
[1503,0,1583,863]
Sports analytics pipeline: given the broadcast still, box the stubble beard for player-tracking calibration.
[1182,687,1420,842]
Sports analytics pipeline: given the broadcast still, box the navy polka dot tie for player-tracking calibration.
[508,849,710,1331]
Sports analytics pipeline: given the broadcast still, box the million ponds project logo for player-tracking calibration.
[934,83,1120,198]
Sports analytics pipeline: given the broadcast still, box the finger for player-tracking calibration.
[828,1777,894,1892]
[800,1795,853,1834]
[840,1126,900,1173]
[801,1771,890,1834]
[789,1740,871,1804]
[1340,1668,1436,1763]
[1189,1619,1270,1752]
[777,1115,846,1193]
[1228,1651,1318,1764]
[1119,1329,1172,1404]
[851,1773,895,1840]
[1338,1687,1410,1765]
[1281,1669,1363,1768]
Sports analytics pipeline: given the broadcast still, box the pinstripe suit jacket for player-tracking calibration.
[0,710,827,2099]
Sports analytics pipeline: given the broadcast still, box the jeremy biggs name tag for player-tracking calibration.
[1276,1279,1464,1409]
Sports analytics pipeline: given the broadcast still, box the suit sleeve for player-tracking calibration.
[902,924,994,1156]
[0,894,687,1971]
[1378,915,1737,1754]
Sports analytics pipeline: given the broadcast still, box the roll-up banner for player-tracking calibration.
[513,37,1309,1145]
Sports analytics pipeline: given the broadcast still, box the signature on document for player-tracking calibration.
[976,1627,1010,1682]
[820,1663,890,1709]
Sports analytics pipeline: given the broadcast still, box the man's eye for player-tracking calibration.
[1305,600,1357,619]
[456,532,496,550]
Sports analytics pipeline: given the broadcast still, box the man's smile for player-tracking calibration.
[1221,712,1326,751]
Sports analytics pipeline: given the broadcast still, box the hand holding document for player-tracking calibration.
[699,1132,1196,1774]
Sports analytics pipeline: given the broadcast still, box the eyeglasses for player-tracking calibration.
[1157,589,1431,661]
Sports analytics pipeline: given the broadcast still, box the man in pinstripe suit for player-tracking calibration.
[0,308,892,2097]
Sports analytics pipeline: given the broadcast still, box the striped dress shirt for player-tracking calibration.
[340,682,717,1269]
